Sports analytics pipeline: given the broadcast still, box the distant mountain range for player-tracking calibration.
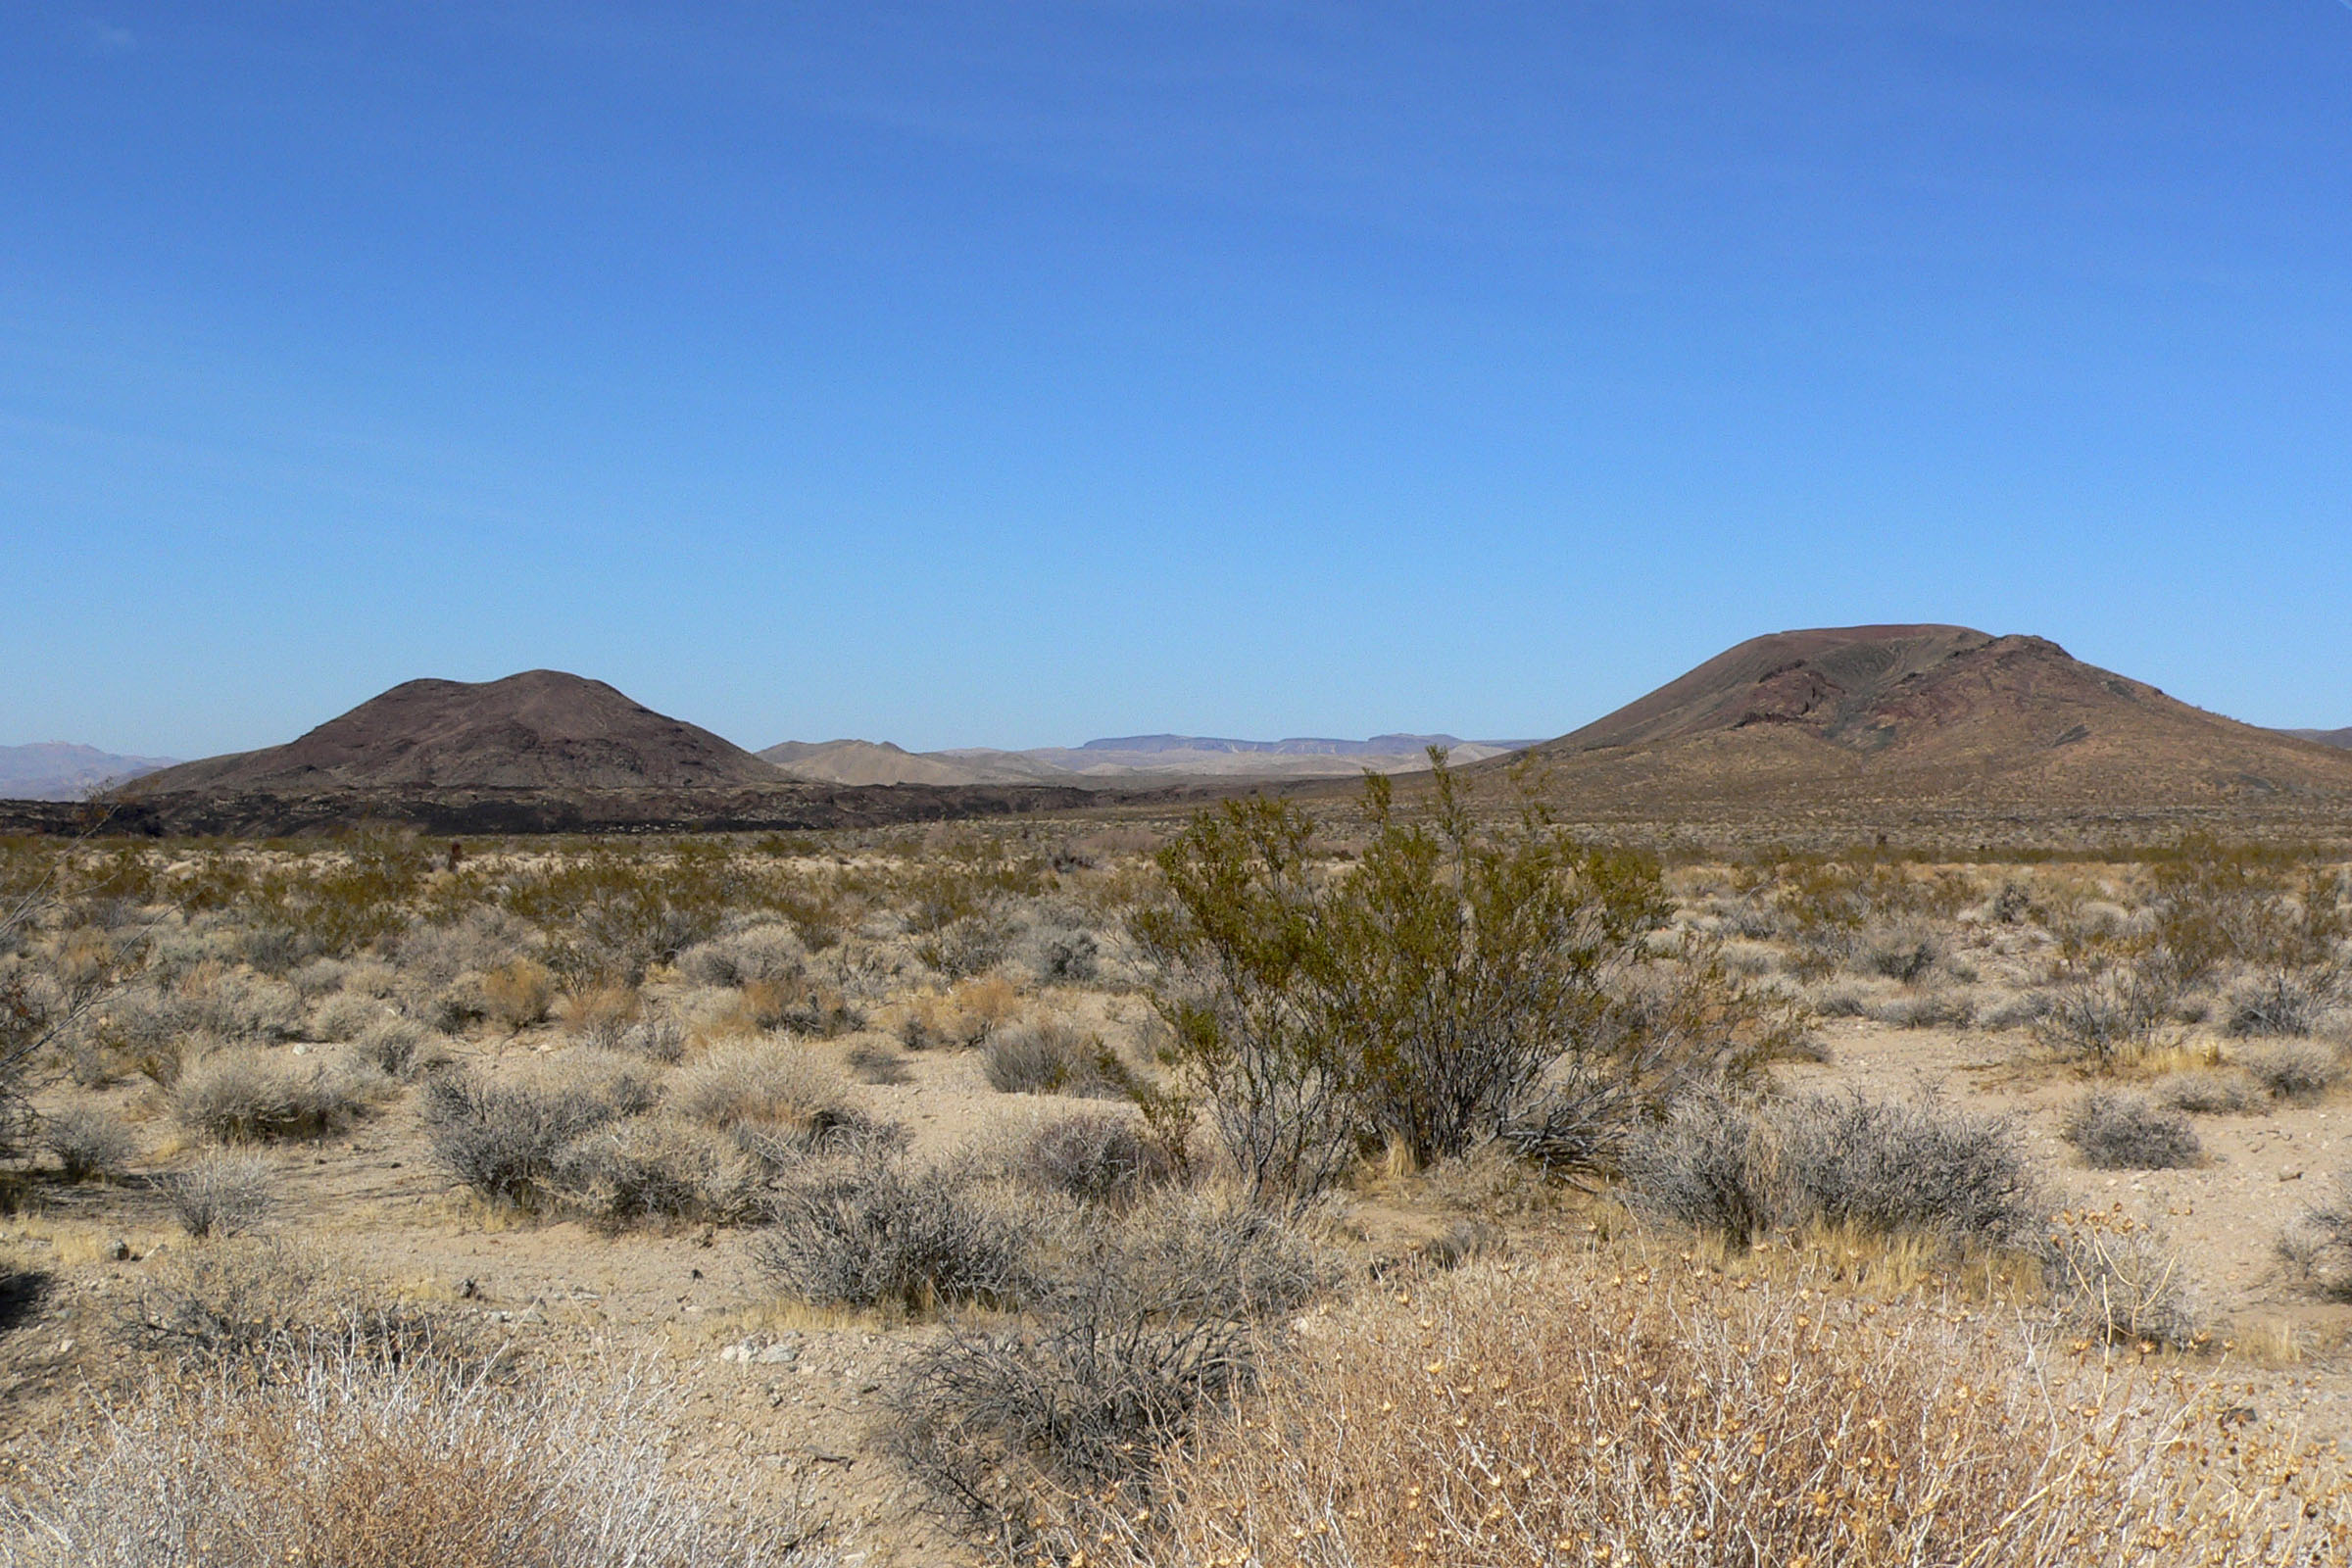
[0,743,179,801]
[759,733,1538,787]
[16,636,2352,838]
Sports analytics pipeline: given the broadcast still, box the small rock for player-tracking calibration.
[760,1344,798,1365]
[106,1239,130,1262]
[2281,1169,2305,1182]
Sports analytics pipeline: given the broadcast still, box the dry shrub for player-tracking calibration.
[670,1041,849,1132]
[554,982,642,1048]
[1624,1091,2039,1250]
[2241,1038,2344,1102]
[2226,966,2340,1039]
[118,1237,464,1376]
[845,1040,910,1085]
[2278,1171,2352,1300]
[1019,1110,1180,1207]
[477,957,556,1031]
[306,991,381,1042]
[896,978,1020,1051]
[887,1190,1328,1544]
[2062,1089,2203,1170]
[751,1146,1030,1314]
[982,1020,1138,1099]
[2154,1066,2267,1116]
[0,1342,819,1567]
[349,1015,445,1082]
[41,1106,136,1182]
[161,1152,273,1238]
[418,1070,631,1209]
[675,921,807,990]
[171,1050,384,1144]
[553,1115,764,1230]
[2031,964,2180,1065]
[1098,1252,2346,1568]
[2041,1207,2207,1349]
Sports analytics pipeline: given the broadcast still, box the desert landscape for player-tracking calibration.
[2,626,2351,1564]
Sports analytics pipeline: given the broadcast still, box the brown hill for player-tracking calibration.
[760,740,1010,788]
[1493,625,2352,835]
[2283,727,2352,751]
[131,671,781,794]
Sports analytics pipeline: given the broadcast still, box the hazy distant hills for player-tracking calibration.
[130,671,781,794]
[2283,728,2352,750]
[760,732,1539,787]
[1487,624,2352,820]
[0,743,179,801]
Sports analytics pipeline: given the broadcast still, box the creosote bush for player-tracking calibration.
[1135,757,1680,1200]
[2062,1089,2202,1170]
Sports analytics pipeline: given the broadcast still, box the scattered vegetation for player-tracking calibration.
[2062,1087,2203,1169]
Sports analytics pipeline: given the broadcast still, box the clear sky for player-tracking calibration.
[4,2,2350,759]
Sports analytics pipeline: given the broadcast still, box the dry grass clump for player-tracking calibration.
[2062,1089,2204,1169]
[982,1020,1139,1099]
[40,1106,136,1182]
[0,1341,820,1567]
[306,990,382,1042]
[553,981,642,1047]
[349,1015,445,1081]
[160,1151,273,1238]
[676,920,807,990]
[170,1048,385,1143]
[1104,1251,2344,1568]
[670,1040,850,1132]
[418,1069,633,1210]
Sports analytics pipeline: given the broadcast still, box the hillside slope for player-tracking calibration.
[1499,625,2352,822]
[130,671,779,794]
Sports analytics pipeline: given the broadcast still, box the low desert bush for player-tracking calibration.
[176,970,305,1045]
[553,982,641,1048]
[161,1151,274,1238]
[554,1115,764,1230]
[2226,966,2339,1038]
[171,1049,383,1143]
[887,1191,1327,1544]
[1619,1092,1780,1246]
[982,1020,1137,1099]
[2032,967,2175,1064]
[676,920,807,990]
[418,1070,630,1209]
[670,1041,849,1132]
[615,1015,687,1062]
[1856,920,1942,982]
[41,1106,136,1182]
[306,990,381,1042]
[1624,1090,2039,1250]
[2242,1038,2344,1102]
[1019,1110,1179,1207]
[2278,1171,2352,1300]
[350,1015,444,1081]
[1867,989,1977,1029]
[2062,1088,2203,1169]
[751,1150,1030,1313]
[118,1237,461,1376]
[2041,1207,2207,1349]
[1091,1251,2341,1568]
[2154,1066,2267,1115]
[0,1342,819,1567]
[478,957,556,1031]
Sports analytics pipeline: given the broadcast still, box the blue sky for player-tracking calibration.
[4,2,2350,758]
